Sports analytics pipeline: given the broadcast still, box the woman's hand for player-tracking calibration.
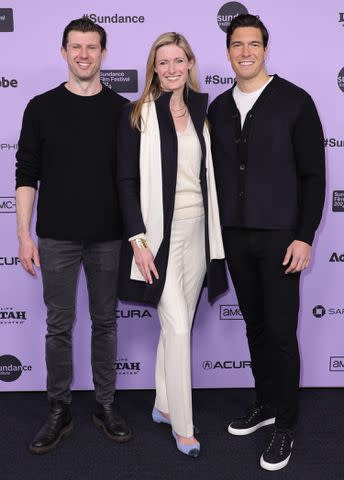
[131,240,159,284]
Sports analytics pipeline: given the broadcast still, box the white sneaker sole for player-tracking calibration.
[260,441,294,471]
[227,417,275,436]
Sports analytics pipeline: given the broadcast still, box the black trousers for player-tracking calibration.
[222,228,300,430]
[39,238,121,405]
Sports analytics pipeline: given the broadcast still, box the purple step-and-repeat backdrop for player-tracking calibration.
[1,0,344,391]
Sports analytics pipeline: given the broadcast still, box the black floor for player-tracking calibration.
[1,389,344,480]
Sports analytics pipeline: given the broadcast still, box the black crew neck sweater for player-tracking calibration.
[16,83,128,241]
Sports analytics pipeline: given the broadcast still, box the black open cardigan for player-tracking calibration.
[117,90,228,306]
[208,75,325,246]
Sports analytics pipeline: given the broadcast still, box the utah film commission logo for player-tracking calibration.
[0,355,32,382]
[115,358,141,375]
[337,67,344,93]
[0,8,14,32]
[0,307,27,325]
[217,2,248,32]
[100,70,138,93]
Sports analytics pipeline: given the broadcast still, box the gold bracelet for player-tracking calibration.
[134,238,148,249]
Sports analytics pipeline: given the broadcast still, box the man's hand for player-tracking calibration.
[16,186,38,275]
[131,241,159,284]
[283,240,311,274]
[19,235,40,276]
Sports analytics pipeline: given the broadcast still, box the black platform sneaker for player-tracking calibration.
[260,428,294,471]
[227,403,276,436]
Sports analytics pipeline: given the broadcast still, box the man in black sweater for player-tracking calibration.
[15,18,131,453]
[208,14,325,471]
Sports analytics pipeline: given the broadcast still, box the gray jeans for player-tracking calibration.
[38,238,121,405]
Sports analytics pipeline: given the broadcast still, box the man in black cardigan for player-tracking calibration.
[15,18,131,453]
[208,14,325,471]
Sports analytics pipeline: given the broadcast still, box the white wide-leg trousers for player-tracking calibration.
[155,214,206,437]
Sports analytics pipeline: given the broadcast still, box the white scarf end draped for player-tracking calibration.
[131,100,225,282]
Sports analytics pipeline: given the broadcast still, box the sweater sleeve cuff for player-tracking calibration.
[294,229,314,246]
[15,179,38,190]
[128,233,146,242]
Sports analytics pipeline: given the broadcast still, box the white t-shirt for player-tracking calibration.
[233,76,274,128]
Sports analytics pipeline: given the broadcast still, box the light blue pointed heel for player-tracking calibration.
[152,407,171,425]
[152,408,199,432]
[172,430,200,458]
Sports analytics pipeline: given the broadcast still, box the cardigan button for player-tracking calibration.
[242,138,247,143]
[239,164,245,171]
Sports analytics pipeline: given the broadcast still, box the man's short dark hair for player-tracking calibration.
[226,14,269,49]
[62,18,107,51]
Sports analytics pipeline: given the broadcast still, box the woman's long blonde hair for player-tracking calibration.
[131,32,200,130]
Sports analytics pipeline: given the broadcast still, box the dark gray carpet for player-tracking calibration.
[1,388,343,480]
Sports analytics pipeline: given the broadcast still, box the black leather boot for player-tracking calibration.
[93,401,132,443]
[29,400,73,454]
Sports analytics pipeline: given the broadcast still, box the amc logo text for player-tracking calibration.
[0,197,16,213]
